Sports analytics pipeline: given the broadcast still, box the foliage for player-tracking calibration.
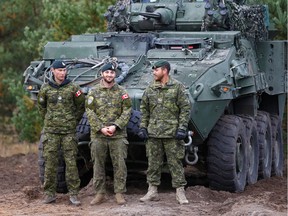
[21,0,115,58]
[268,0,287,39]
[0,0,42,72]
[0,0,116,142]
[247,0,287,39]
[0,70,18,117]
[0,0,44,120]
[4,77,42,142]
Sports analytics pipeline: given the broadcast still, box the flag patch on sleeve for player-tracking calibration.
[75,90,82,97]
[121,94,129,100]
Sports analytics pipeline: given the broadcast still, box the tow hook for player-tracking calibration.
[183,131,199,165]
[183,131,193,146]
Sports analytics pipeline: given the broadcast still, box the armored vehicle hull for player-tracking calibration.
[23,0,287,193]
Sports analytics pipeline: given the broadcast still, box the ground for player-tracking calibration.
[0,151,287,216]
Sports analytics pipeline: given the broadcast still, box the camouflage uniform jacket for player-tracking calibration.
[37,79,85,134]
[85,80,132,139]
[140,76,190,138]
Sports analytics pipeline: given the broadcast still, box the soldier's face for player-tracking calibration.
[52,68,67,84]
[153,67,165,81]
[101,70,116,83]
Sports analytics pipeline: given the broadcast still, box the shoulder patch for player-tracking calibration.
[87,96,94,105]
[39,96,44,103]
[121,93,129,100]
[75,90,82,97]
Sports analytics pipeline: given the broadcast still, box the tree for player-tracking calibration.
[22,0,114,58]
[1,0,116,141]
[0,0,43,117]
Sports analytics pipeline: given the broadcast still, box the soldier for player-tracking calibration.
[86,62,132,205]
[138,60,190,204]
[37,60,85,205]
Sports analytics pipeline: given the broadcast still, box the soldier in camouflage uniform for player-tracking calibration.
[37,60,85,206]
[138,60,190,205]
[86,62,132,205]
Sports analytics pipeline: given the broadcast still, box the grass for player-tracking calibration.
[0,115,38,157]
[0,133,37,157]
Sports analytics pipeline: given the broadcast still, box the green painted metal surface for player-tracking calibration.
[23,0,287,144]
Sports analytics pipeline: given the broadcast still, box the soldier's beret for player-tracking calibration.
[152,60,170,70]
[52,60,66,69]
[101,62,116,72]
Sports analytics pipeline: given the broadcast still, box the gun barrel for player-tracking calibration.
[134,12,161,19]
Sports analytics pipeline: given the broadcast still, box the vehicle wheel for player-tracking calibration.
[255,111,272,179]
[270,114,284,176]
[76,112,90,142]
[207,115,248,192]
[239,115,259,185]
[127,110,141,140]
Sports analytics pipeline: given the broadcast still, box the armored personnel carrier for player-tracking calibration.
[23,0,287,193]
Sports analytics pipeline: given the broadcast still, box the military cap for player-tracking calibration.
[152,60,170,70]
[52,60,66,69]
[101,62,116,72]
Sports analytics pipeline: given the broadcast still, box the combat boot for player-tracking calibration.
[90,193,107,205]
[69,195,81,206]
[42,194,56,204]
[176,187,189,204]
[115,193,126,205]
[139,184,159,202]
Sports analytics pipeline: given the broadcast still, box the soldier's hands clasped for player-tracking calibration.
[138,128,148,140]
[101,126,115,137]
[175,129,187,140]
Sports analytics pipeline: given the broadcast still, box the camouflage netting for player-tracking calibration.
[202,0,268,41]
[106,0,268,41]
[104,0,131,32]
[226,1,268,41]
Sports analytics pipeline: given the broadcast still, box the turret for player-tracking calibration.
[104,0,205,32]
[104,0,269,41]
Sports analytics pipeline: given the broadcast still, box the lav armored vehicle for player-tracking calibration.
[23,0,287,193]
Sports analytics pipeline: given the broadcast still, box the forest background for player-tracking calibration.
[0,0,286,144]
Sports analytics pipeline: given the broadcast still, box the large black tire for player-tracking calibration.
[76,112,91,142]
[75,112,93,188]
[127,110,141,140]
[207,115,248,192]
[255,111,272,179]
[239,115,259,185]
[126,110,148,170]
[270,114,284,176]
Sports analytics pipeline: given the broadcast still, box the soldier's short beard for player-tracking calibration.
[154,74,163,82]
[103,77,115,84]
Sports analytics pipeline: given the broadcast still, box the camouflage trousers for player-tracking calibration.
[90,138,128,194]
[146,138,187,188]
[42,133,80,196]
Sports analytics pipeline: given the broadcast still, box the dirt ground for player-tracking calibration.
[0,152,287,216]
